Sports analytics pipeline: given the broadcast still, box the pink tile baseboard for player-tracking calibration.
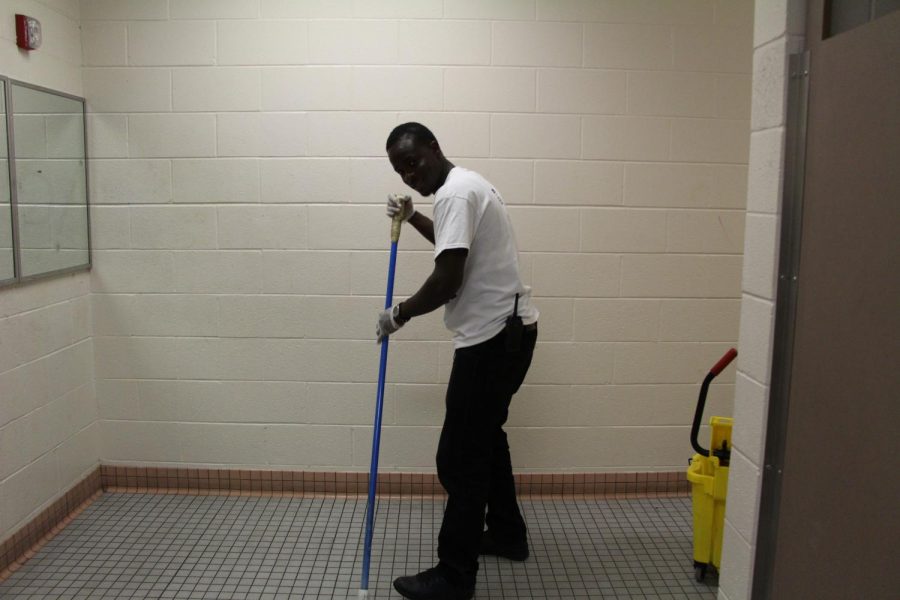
[0,468,102,580]
[98,465,689,499]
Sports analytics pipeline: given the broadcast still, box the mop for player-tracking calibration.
[359,207,404,599]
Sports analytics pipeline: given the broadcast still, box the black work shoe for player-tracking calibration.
[480,531,529,561]
[392,567,474,600]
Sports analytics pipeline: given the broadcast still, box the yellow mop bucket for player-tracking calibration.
[686,348,737,582]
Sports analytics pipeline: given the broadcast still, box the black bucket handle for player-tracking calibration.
[690,348,738,457]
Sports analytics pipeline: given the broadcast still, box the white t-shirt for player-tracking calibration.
[432,167,538,348]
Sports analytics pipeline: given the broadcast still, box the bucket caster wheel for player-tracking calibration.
[695,564,707,582]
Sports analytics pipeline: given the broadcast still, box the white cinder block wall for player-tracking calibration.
[718,2,805,600]
[84,1,753,473]
[0,0,98,543]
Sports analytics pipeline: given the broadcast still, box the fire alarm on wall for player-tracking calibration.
[16,14,42,51]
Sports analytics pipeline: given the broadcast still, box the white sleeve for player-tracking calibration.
[433,194,476,257]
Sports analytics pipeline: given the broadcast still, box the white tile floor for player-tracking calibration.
[0,493,718,599]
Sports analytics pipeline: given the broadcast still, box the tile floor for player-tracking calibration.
[0,493,717,599]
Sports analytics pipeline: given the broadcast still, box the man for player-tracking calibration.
[376,122,539,600]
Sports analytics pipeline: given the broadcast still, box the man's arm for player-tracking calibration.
[399,248,467,319]
[408,211,435,245]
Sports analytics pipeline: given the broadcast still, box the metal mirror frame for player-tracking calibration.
[0,75,91,288]
[0,76,14,286]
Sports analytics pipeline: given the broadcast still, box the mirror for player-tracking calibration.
[11,81,89,278]
[0,84,12,282]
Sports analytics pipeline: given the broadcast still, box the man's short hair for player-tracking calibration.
[386,122,438,151]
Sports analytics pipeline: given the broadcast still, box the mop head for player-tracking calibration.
[358,590,369,599]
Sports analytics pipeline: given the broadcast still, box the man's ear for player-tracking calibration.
[428,139,442,156]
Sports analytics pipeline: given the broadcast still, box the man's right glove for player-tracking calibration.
[376,303,408,344]
[386,194,414,222]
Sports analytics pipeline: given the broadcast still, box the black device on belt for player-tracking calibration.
[505,293,524,352]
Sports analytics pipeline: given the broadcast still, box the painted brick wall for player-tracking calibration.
[718,1,807,599]
[0,0,98,544]
[83,1,753,473]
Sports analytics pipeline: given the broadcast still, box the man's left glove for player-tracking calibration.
[376,303,409,343]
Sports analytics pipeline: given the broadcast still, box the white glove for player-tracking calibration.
[386,194,414,222]
[376,303,408,344]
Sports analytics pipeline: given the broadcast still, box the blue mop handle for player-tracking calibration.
[361,215,402,593]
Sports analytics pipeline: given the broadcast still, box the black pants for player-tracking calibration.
[436,324,537,586]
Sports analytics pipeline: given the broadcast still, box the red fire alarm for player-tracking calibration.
[16,14,42,51]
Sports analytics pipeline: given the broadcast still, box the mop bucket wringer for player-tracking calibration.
[686,348,737,583]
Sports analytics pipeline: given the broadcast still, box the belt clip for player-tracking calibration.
[505,293,524,352]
